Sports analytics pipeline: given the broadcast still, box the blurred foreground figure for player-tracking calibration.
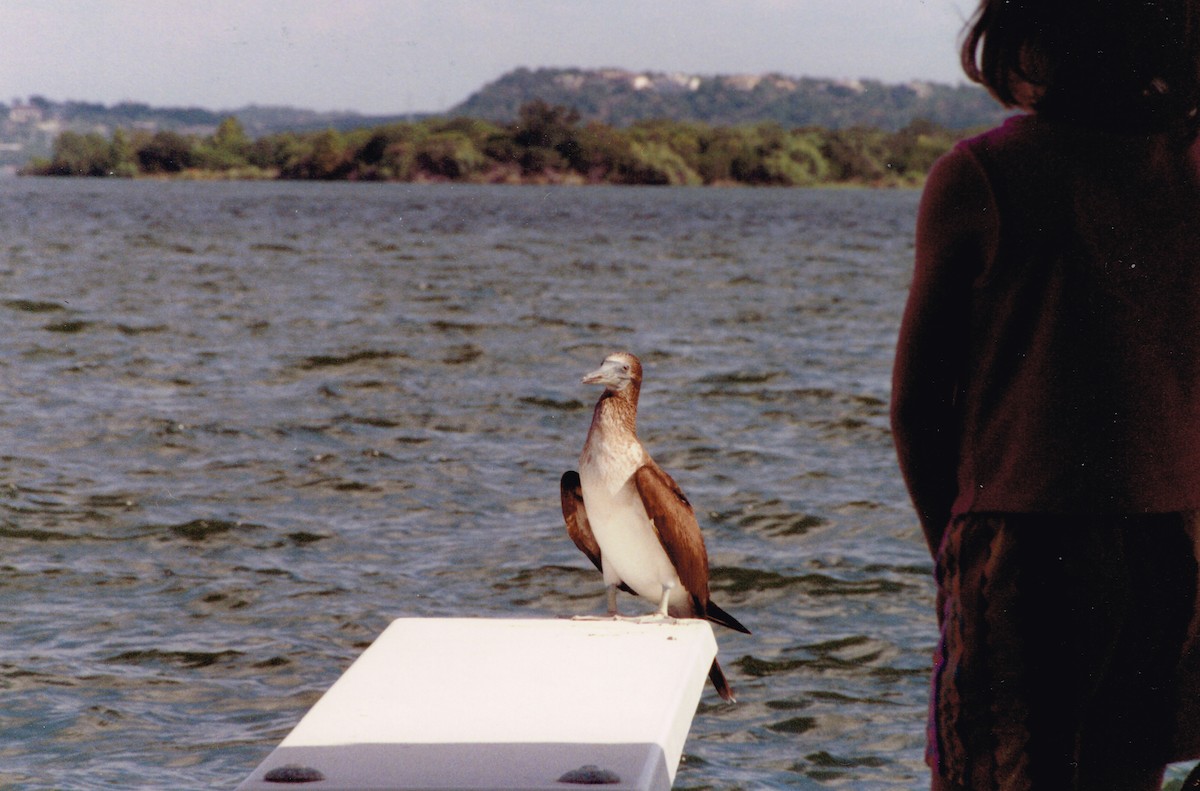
[891,1,1200,788]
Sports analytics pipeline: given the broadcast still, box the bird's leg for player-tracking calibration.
[573,584,631,622]
[656,586,671,618]
[634,584,677,625]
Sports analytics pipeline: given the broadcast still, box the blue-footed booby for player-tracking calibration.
[560,351,749,702]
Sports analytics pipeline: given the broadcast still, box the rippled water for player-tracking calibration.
[1,177,936,789]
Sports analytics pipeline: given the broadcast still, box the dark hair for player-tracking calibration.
[961,0,1200,131]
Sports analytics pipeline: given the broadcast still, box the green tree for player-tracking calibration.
[414,131,486,179]
[628,120,706,174]
[357,126,404,167]
[571,121,636,181]
[512,100,579,148]
[695,126,758,184]
[192,116,251,171]
[620,141,701,186]
[510,100,582,174]
[246,134,298,171]
[884,118,954,179]
[307,129,349,179]
[430,116,503,149]
[377,140,418,180]
[746,124,830,186]
[137,130,194,174]
[107,129,137,177]
[819,127,889,183]
[349,124,422,180]
[213,116,249,153]
[279,129,350,179]
[46,131,114,176]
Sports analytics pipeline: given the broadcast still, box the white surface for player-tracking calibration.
[237,617,720,790]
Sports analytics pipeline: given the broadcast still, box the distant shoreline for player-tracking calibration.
[21,102,961,188]
[58,165,928,189]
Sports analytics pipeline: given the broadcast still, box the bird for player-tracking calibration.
[560,351,749,702]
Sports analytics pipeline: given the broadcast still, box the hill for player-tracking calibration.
[450,68,1009,131]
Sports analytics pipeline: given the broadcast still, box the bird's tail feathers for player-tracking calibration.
[706,600,750,634]
[708,658,736,703]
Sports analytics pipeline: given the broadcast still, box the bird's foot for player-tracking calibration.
[631,613,678,626]
[571,613,638,622]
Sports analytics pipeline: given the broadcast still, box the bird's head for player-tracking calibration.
[582,351,642,395]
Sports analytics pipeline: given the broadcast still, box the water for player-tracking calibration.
[0,177,934,789]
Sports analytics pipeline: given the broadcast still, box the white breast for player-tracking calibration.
[578,434,683,606]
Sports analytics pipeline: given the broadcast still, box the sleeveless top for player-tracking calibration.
[947,114,1200,515]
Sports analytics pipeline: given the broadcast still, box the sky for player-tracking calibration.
[0,0,977,116]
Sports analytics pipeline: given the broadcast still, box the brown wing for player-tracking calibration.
[633,461,710,606]
[560,471,603,572]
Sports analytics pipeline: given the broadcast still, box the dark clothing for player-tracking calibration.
[928,514,1200,790]
[891,113,1200,787]
[892,114,1200,551]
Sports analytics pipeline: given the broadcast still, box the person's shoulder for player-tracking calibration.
[925,139,991,204]
[934,113,1056,198]
[956,113,1041,157]
[918,131,999,267]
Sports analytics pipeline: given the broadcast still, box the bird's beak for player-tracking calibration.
[581,367,607,385]
[582,360,622,387]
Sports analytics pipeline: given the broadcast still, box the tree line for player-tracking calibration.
[22,100,964,187]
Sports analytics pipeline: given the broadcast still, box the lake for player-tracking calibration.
[0,177,949,789]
